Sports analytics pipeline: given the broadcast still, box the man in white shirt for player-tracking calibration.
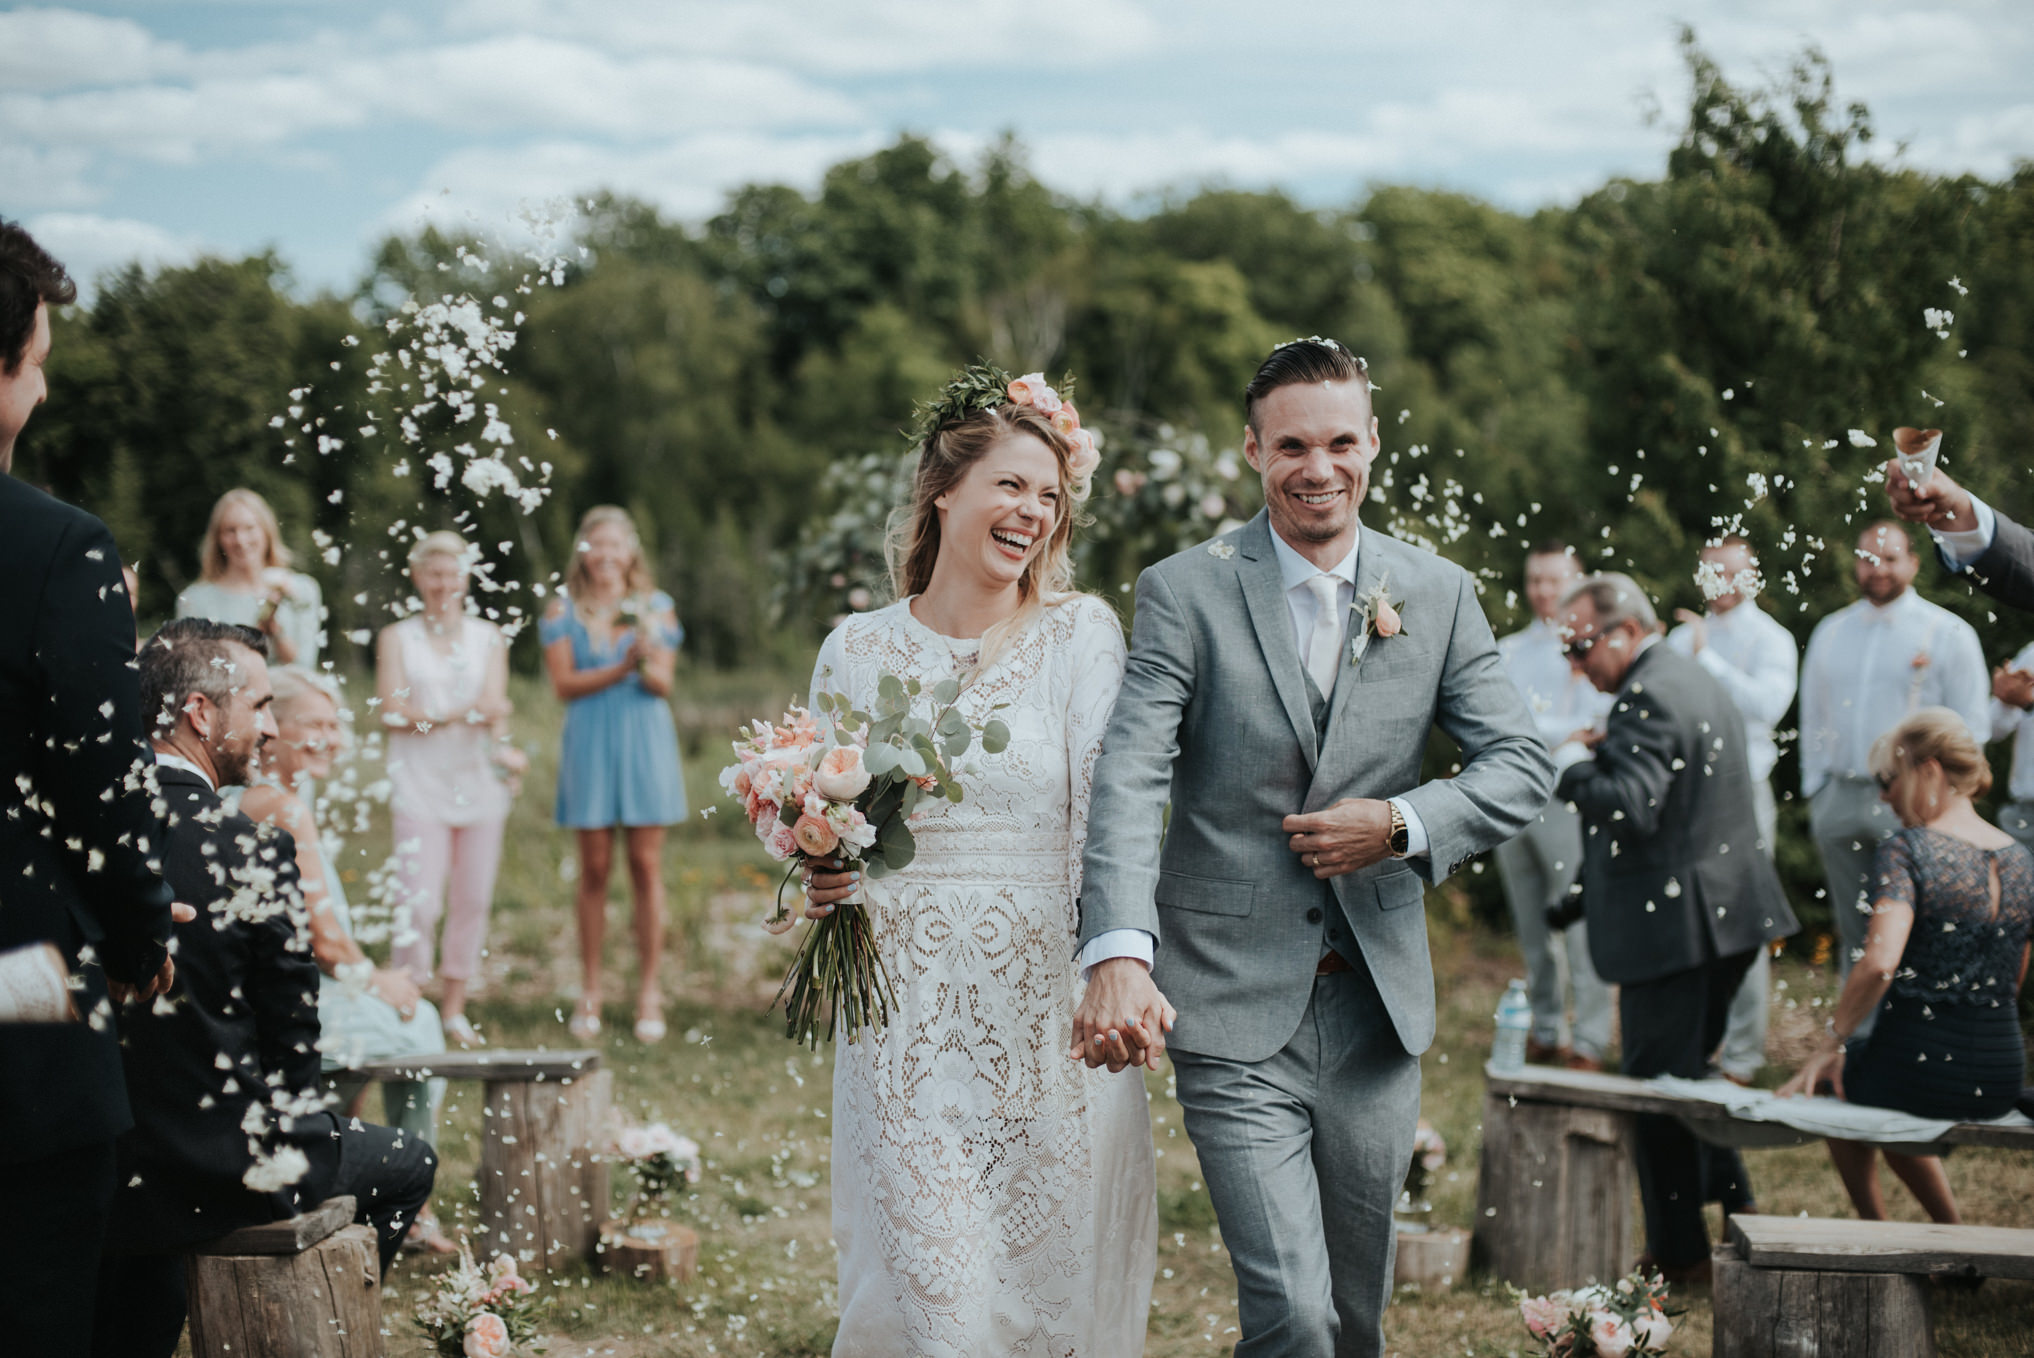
[1799,523,1989,997]
[1985,648,2034,852]
[1666,537,1798,1083]
[1494,542,1613,1068]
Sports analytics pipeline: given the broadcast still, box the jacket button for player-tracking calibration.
[1306,907,1323,924]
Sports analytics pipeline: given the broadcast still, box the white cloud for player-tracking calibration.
[27,213,206,295]
[374,130,888,248]
[0,145,101,211]
[0,7,181,91]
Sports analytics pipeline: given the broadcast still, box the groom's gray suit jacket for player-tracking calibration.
[1078,512,1555,1063]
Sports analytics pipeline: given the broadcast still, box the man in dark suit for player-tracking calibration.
[0,219,182,1358]
[1886,460,2034,611]
[93,619,436,1358]
[1555,573,1798,1282]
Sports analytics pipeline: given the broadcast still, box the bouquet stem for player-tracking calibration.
[775,889,898,1049]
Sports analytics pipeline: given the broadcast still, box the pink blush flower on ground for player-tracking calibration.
[463,1312,509,1358]
[1588,1311,1634,1357]
[1518,1296,1568,1339]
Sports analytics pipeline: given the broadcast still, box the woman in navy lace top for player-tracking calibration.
[1781,708,2032,1223]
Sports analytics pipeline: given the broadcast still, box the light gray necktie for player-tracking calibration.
[1303,572,1344,696]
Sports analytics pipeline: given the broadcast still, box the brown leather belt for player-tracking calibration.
[1316,950,1352,976]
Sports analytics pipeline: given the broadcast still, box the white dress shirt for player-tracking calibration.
[1798,588,1991,798]
[154,748,215,791]
[1665,602,1798,783]
[1076,523,1429,976]
[1931,494,1998,569]
[1989,640,2034,802]
[1497,618,1613,750]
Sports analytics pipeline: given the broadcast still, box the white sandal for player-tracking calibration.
[567,1002,602,1043]
[442,1013,484,1049]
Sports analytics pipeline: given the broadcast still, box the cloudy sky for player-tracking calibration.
[7,1,2031,294]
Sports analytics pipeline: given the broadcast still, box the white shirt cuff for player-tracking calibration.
[1550,739,1594,772]
[1076,928,1154,980]
[1934,495,1996,568]
[1387,796,1429,858]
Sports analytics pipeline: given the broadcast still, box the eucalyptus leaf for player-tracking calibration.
[981,718,1011,754]
[878,673,904,706]
[932,678,960,705]
[863,742,900,776]
[943,730,970,758]
[897,745,927,778]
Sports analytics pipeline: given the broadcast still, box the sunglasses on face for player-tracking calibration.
[1875,770,1899,792]
[1562,634,1600,661]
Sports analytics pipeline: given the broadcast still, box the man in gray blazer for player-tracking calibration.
[1886,460,2034,612]
[1072,339,1554,1356]
[1555,573,1798,1281]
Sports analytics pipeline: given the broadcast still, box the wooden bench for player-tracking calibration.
[1473,1063,2034,1292]
[348,1048,610,1270]
[1713,1214,2034,1357]
[185,1195,381,1358]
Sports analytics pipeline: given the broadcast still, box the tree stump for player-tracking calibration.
[186,1220,382,1358]
[477,1066,612,1268]
[1472,1088,1636,1291]
[1712,1236,1936,1358]
[597,1220,701,1283]
[1393,1225,1469,1289]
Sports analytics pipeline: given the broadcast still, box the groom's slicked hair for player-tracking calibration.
[1243,339,1370,432]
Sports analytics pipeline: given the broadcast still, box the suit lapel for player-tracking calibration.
[1234,513,1320,771]
[1317,528,1393,760]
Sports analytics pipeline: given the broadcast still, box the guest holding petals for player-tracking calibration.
[540,506,686,1044]
[378,532,521,1048]
[1780,708,2033,1223]
[175,488,324,671]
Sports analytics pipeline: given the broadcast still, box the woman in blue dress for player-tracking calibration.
[540,505,686,1044]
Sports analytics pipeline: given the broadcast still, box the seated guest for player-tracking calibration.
[239,669,455,1253]
[1780,708,2033,1224]
[92,620,435,1358]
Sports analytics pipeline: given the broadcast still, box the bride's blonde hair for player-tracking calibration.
[886,403,1087,673]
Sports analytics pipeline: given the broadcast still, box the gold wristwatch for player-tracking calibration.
[1387,802,1411,857]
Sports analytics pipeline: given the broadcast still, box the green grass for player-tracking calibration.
[330,674,2034,1355]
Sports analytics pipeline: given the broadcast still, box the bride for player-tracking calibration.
[800,367,1157,1355]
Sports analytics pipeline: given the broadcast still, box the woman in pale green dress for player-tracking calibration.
[174,487,323,670]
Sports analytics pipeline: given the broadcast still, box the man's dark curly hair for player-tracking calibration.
[0,219,76,376]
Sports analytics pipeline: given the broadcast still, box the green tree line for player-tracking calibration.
[14,40,2034,932]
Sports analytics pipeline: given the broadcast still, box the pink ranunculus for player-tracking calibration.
[793,814,840,858]
[1065,428,1100,482]
[1374,598,1402,638]
[463,1312,510,1358]
[1588,1311,1634,1357]
[1518,1295,1568,1340]
[1006,373,1061,413]
[1051,405,1081,437]
[814,744,872,801]
[763,820,800,861]
[1630,1309,1673,1348]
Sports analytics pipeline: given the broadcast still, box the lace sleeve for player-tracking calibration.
[1064,598,1128,905]
[1871,832,1919,912]
[810,621,854,711]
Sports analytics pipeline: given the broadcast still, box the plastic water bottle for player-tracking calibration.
[1491,979,1532,1072]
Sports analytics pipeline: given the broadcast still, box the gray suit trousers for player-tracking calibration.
[1171,959,1420,1358]
[1493,802,1611,1059]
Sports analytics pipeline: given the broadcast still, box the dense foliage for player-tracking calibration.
[15,41,2034,931]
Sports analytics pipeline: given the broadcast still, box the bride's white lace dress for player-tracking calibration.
[810,595,1157,1357]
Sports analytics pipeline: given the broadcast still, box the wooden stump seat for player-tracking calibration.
[1713,1214,2034,1357]
[185,1196,382,1358]
[346,1048,610,1270]
[1472,1063,2034,1293]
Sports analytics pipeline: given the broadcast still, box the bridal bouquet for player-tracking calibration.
[1513,1270,1676,1356]
[721,673,1008,1046]
[414,1248,548,1357]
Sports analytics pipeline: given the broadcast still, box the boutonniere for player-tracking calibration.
[1350,574,1406,667]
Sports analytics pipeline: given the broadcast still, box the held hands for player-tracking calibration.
[1283,797,1394,879]
[1885,460,1979,534]
[1069,957,1176,1073]
[367,966,422,1020]
[1994,665,2034,711]
[802,856,860,920]
[111,901,197,1004]
[1777,1042,1846,1101]
[1671,609,1707,654]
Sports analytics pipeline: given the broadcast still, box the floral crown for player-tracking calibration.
[909,362,1101,497]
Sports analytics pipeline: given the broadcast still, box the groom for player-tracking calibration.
[1073,339,1553,1356]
